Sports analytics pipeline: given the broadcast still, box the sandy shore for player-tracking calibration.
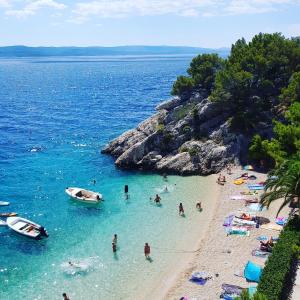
[154,167,289,300]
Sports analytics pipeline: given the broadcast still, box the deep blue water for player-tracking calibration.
[0,56,215,300]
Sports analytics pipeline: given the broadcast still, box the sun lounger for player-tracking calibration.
[251,249,271,258]
[260,223,283,231]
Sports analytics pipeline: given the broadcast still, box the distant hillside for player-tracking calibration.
[0,45,229,57]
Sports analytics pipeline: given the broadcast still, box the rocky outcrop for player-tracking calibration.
[101,94,267,175]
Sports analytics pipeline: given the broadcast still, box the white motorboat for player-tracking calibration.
[6,217,49,239]
[65,187,102,203]
[0,201,9,206]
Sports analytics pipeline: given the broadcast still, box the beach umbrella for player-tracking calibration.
[244,261,263,283]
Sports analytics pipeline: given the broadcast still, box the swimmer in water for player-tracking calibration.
[164,186,168,192]
[154,194,161,204]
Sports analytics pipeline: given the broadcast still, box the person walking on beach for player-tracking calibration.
[62,293,70,300]
[144,243,150,259]
[179,203,184,216]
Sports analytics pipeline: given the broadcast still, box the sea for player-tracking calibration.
[0,55,216,299]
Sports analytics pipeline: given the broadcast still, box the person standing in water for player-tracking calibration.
[179,203,184,216]
[112,242,117,253]
[113,234,117,245]
[154,194,161,204]
[62,293,70,300]
[144,243,150,259]
[196,202,202,211]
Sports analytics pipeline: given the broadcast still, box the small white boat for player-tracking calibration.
[0,220,7,226]
[65,187,102,203]
[6,217,49,239]
[0,201,9,206]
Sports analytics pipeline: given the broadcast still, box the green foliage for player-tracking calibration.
[236,290,267,300]
[211,33,300,132]
[187,53,224,92]
[171,76,194,96]
[249,102,300,166]
[257,216,300,300]
[162,131,173,144]
[171,54,224,96]
[179,146,188,153]
[182,125,191,133]
[188,148,198,156]
[156,123,165,133]
[260,154,300,215]
[173,103,195,121]
[280,72,300,106]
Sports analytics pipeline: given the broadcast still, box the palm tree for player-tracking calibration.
[260,155,300,216]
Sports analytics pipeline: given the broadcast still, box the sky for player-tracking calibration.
[0,0,300,48]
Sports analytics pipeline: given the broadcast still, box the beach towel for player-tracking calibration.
[221,284,244,295]
[276,217,287,226]
[248,203,266,212]
[230,195,246,200]
[189,277,207,285]
[261,223,283,231]
[223,215,234,227]
[248,184,264,190]
[244,261,263,283]
[190,271,211,285]
[227,227,250,236]
[251,249,270,258]
[232,217,256,227]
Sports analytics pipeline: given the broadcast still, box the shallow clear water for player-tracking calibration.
[0,56,215,300]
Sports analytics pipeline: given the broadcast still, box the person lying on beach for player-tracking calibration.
[240,213,252,220]
[260,237,274,252]
[217,174,224,185]
[154,194,161,204]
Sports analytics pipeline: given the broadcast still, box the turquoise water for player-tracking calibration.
[0,56,215,299]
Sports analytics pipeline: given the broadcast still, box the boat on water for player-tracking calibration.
[6,217,49,239]
[0,201,10,206]
[0,212,17,217]
[65,187,102,203]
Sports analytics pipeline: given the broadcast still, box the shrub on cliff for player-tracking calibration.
[211,33,300,132]
[171,53,224,96]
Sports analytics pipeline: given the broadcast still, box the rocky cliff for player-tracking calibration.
[101,93,271,175]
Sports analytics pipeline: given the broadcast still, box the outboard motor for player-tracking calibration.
[40,226,49,237]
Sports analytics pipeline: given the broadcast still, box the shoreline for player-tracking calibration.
[152,168,288,300]
[146,176,221,300]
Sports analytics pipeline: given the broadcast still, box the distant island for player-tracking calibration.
[0,45,229,57]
